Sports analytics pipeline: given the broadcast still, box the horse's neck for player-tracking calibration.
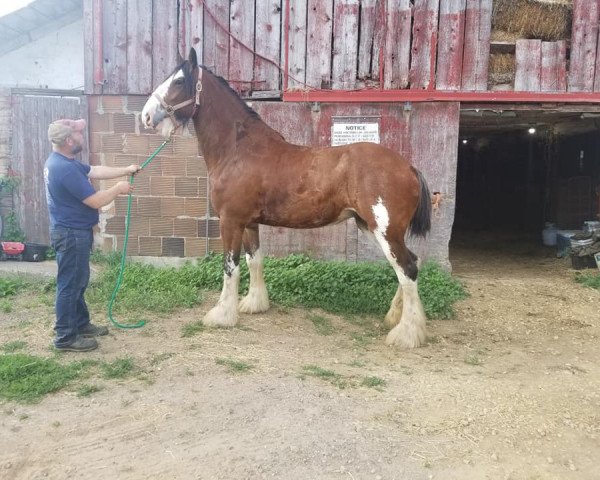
[193,72,252,165]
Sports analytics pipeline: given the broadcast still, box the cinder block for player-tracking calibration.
[149,217,174,236]
[174,218,198,237]
[198,218,221,238]
[139,236,162,256]
[162,237,184,257]
[113,113,136,134]
[115,235,139,255]
[123,134,149,154]
[184,197,207,217]
[105,216,126,235]
[185,237,207,257]
[90,112,110,132]
[101,96,124,113]
[150,177,175,196]
[161,197,185,217]
[187,157,207,177]
[175,177,199,197]
[137,196,161,216]
[161,156,187,176]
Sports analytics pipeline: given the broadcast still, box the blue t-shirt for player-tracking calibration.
[44,152,98,229]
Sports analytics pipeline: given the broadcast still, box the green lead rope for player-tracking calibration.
[108,137,172,329]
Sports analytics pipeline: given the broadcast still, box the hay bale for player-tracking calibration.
[492,0,572,41]
[488,53,515,86]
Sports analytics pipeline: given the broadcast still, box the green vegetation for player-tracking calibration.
[0,278,25,298]
[1,341,26,353]
[301,365,348,389]
[361,375,387,389]
[307,313,334,335]
[0,354,87,403]
[83,252,465,322]
[215,357,253,373]
[181,320,205,338]
[575,271,600,290]
[76,384,102,397]
[0,212,26,243]
[100,357,136,379]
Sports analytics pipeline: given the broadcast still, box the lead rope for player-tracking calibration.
[107,134,173,328]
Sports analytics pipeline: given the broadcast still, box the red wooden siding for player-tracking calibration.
[569,0,599,92]
[306,0,334,89]
[332,0,360,89]
[410,0,440,89]
[436,0,466,90]
[86,0,600,99]
[254,2,282,92]
[383,0,411,89]
[461,0,492,91]
[515,39,542,92]
[229,0,255,94]
[285,0,308,89]
[541,41,567,92]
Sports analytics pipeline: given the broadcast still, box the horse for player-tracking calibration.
[141,48,432,348]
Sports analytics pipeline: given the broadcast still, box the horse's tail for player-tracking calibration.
[409,168,431,238]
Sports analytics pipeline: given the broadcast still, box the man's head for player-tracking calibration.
[48,119,86,156]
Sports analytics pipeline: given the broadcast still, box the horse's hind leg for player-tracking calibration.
[368,203,426,348]
[384,250,418,329]
[239,224,270,314]
[203,220,243,327]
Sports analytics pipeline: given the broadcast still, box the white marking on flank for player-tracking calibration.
[372,197,394,260]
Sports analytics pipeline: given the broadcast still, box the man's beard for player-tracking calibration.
[71,144,83,155]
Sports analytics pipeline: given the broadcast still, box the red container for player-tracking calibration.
[1,242,25,256]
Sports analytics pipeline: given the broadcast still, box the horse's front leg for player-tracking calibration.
[239,224,270,314]
[203,221,244,327]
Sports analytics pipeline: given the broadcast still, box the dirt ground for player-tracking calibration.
[1,237,599,480]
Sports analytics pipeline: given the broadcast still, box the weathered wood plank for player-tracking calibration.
[83,0,97,94]
[102,0,127,94]
[409,0,440,89]
[569,0,599,92]
[186,0,204,61]
[285,0,308,89]
[203,0,230,77]
[370,0,386,82]
[127,0,153,94]
[541,41,567,92]
[357,0,378,80]
[306,0,334,89]
[229,0,255,94]
[151,0,179,88]
[436,0,466,90]
[515,39,542,91]
[383,0,411,89]
[461,0,492,91]
[332,0,360,89]
[255,1,282,91]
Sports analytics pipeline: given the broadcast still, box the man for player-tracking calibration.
[44,118,141,352]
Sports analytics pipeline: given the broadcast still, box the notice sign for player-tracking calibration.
[331,121,380,146]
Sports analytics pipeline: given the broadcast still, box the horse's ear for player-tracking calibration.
[189,48,198,69]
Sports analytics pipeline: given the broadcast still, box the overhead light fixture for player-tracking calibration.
[462,139,468,144]
[528,127,536,135]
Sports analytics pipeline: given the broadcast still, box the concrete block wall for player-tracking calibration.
[88,95,223,257]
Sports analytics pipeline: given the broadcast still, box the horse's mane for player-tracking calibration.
[199,65,260,120]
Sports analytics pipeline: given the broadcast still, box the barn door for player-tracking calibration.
[11,91,88,244]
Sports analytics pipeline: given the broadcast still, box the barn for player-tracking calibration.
[1,0,599,269]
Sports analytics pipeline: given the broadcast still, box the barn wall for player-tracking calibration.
[0,21,84,90]
[86,0,591,96]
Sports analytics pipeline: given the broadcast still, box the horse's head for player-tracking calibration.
[142,48,201,137]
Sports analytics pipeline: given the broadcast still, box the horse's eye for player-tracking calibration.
[174,78,185,85]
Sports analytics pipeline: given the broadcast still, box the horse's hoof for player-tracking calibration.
[239,290,270,314]
[385,323,425,348]
[203,305,238,328]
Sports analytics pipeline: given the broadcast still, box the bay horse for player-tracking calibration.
[141,48,432,348]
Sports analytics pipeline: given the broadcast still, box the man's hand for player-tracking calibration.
[116,180,133,195]
[126,164,142,175]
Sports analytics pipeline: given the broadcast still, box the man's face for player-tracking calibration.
[67,131,84,155]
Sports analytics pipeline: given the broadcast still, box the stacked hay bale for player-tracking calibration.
[489,0,573,89]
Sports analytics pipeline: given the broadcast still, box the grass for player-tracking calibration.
[100,358,136,379]
[575,271,600,289]
[181,320,205,338]
[361,375,387,390]
[76,384,102,397]
[215,357,253,373]
[1,341,27,353]
[301,365,349,389]
[0,354,89,403]
[307,313,334,335]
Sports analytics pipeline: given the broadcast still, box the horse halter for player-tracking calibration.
[153,68,203,133]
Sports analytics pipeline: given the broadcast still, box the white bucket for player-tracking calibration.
[542,223,558,246]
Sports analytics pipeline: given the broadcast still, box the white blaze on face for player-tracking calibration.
[372,196,394,260]
[141,68,185,130]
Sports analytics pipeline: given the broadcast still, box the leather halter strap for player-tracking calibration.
[153,67,203,128]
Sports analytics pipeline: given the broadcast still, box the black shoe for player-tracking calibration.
[55,335,98,352]
[80,323,109,337]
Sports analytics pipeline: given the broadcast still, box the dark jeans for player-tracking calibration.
[50,227,93,347]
